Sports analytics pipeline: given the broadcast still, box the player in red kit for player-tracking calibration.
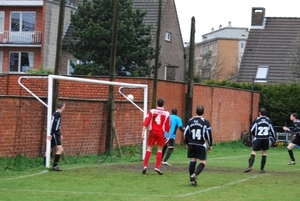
[142,98,170,175]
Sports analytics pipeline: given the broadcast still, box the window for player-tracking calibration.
[9,52,34,72]
[164,65,178,81]
[255,65,268,82]
[10,12,36,32]
[0,11,4,32]
[165,32,171,42]
[68,59,92,75]
[68,59,77,75]
[0,52,3,72]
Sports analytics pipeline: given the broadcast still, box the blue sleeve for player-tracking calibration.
[177,117,183,127]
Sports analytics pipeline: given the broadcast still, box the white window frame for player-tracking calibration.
[9,52,34,73]
[164,65,177,81]
[165,32,171,42]
[0,11,4,32]
[68,59,93,75]
[164,65,167,80]
[67,59,78,75]
[10,11,36,32]
[255,65,268,82]
[0,51,3,72]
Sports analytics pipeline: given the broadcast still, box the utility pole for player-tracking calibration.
[185,17,195,123]
[152,0,162,109]
[52,0,66,113]
[105,0,119,154]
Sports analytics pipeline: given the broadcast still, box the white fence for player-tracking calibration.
[0,31,42,43]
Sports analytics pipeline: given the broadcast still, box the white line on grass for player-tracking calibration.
[0,188,170,197]
[0,174,269,198]
[2,166,87,181]
[3,170,49,181]
[176,174,268,198]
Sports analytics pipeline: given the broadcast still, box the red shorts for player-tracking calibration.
[147,130,164,147]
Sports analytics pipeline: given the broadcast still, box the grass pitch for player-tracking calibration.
[0,141,299,201]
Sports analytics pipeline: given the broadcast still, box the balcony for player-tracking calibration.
[0,31,42,46]
[199,50,211,56]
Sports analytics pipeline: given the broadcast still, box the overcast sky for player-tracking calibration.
[174,0,300,43]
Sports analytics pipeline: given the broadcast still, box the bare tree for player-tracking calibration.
[287,31,300,79]
[187,45,241,83]
[197,52,229,81]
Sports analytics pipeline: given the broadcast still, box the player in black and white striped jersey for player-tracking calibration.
[244,108,277,173]
[283,112,300,165]
[184,105,212,187]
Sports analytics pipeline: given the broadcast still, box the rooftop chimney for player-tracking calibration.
[228,21,232,27]
[219,24,222,29]
[251,7,265,26]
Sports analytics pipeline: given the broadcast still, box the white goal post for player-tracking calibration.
[18,75,148,168]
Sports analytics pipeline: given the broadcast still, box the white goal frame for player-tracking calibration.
[18,75,148,168]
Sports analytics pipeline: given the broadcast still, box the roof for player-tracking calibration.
[62,0,168,47]
[0,0,43,6]
[133,0,167,35]
[237,17,300,83]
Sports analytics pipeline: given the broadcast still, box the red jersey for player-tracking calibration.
[143,107,170,133]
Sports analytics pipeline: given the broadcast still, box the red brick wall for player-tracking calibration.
[193,85,260,142]
[0,74,260,157]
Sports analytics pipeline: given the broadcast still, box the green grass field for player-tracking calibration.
[1,141,299,201]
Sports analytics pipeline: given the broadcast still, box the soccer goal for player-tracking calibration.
[19,75,148,168]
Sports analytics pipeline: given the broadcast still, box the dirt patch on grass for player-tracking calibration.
[112,163,295,176]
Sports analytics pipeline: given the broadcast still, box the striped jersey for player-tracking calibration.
[51,110,62,135]
[143,107,170,133]
[251,116,277,140]
[288,119,300,138]
[184,116,212,147]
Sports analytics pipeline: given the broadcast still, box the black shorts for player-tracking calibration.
[252,138,269,151]
[165,138,175,147]
[187,144,207,160]
[51,134,62,148]
[291,137,300,146]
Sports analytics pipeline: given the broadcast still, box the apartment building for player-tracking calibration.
[0,0,44,73]
[185,22,248,81]
[0,0,75,74]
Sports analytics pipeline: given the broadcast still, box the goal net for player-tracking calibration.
[15,75,148,169]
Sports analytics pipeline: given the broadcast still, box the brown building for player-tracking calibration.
[61,0,185,82]
[185,22,248,82]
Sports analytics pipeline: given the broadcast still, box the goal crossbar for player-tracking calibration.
[18,75,148,168]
